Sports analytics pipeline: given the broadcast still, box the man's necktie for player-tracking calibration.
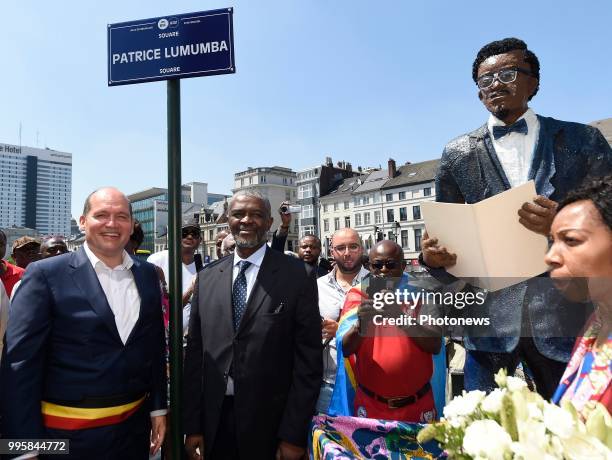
[492,118,528,140]
[232,260,252,331]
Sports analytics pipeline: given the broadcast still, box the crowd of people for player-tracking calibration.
[0,37,610,459]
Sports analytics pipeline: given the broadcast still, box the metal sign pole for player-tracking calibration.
[167,78,184,459]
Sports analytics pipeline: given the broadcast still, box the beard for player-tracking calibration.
[335,258,361,274]
[233,229,267,249]
[493,107,510,121]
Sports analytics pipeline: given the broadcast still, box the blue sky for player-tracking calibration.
[1,0,610,218]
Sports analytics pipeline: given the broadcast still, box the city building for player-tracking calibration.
[0,142,72,236]
[232,166,298,251]
[589,118,612,146]
[199,199,230,261]
[319,174,368,257]
[318,158,439,269]
[380,159,439,266]
[296,158,359,239]
[128,182,211,253]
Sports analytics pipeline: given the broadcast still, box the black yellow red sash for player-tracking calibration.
[41,394,146,430]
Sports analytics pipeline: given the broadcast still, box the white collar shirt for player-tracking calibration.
[487,107,540,188]
[83,242,140,345]
[231,243,267,302]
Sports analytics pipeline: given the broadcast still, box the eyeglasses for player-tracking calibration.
[182,229,201,239]
[476,67,534,89]
[332,243,361,253]
[371,261,399,270]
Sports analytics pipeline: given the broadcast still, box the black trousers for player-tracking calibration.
[209,397,239,460]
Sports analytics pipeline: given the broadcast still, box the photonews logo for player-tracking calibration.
[158,18,169,30]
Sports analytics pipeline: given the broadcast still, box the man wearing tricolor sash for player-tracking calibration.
[0,188,167,459]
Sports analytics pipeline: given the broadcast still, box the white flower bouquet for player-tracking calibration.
[417,369,611,459]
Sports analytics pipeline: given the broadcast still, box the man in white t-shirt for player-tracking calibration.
[148,218,203,336]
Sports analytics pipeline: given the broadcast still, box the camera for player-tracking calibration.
[280,204,301,214]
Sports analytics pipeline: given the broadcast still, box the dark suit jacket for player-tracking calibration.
[432,116,612,360]
[0,248,166,439]
[183,246,322,458]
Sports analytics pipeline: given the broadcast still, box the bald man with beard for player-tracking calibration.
[315,228,370,413]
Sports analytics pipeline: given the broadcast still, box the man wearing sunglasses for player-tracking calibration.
[423,37,612,397]
[148,217,203,337]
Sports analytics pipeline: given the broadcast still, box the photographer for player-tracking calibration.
[341,240,441,422]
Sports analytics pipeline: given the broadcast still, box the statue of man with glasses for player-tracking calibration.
[421,37,612,397]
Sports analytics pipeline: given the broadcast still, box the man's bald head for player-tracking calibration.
[369,240,403,261]
[330,227,363,274]
[369,240,405,277]
[331,228,360,247]
[83,187,133,217]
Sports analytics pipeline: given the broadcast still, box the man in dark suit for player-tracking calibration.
[183,191,322,460]
[0,187,167,459]
[422,38,612,398]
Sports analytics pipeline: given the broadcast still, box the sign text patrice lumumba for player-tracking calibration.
[111,41,229,65]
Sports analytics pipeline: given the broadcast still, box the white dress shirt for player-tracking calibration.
[487,107,540,188]
[83,245,168,427]
[226,243,268,395]
[84,242,140,344]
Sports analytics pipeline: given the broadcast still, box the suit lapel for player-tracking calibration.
[476,124,512,190]
[236,248,280,336]
[69,248,123,345]
[527,115,557,198]
[215,256,235,340]
[124,258,146,346]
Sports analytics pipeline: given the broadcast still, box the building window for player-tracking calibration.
[301,204,314,219]
[386,209,394,223]
[385,193,393,202]
[373,194,380,204]
[374,210,382,224]
[334,217,340,231]
[424,187,432,196]
[323,219,329,232]
[363,212,371,225]
[414,228,422,251]
[399,207,407,221]
[249,177,253,185]
[240,178,244,187]
[399,191,406,200]
[323,204,328,213]
[413,205,421,220]
[344,216,351,228]
[209,229,214,240]
[401,230,409,249]
[298,185,313,199]
[355,213,362,226]
[333,202,339,211]
[343,201,349,210]
[260,175,266,183]
[353,196,360,206]
[363,195,370,205]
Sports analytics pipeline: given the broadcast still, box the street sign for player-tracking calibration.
[108,8,235,86]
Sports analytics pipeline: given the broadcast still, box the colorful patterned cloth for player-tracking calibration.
[552,317,611,418]
[309,415,442,459]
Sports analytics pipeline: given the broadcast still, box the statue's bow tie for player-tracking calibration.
[492,118,528,139]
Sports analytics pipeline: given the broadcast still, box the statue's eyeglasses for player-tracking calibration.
[477,67,534,89]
